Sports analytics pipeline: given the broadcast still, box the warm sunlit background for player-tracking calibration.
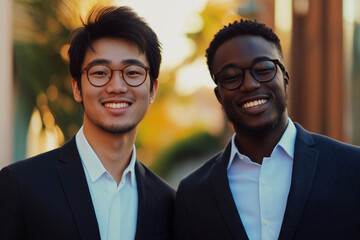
[0,0,359,187]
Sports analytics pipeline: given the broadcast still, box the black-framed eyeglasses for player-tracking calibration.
[212,59,286,90]
[81,65,150,87]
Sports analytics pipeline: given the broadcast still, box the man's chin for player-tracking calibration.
[234,117,282,136]
[233,103,287,135]
[99,124,137,135]
[242,123,274,135]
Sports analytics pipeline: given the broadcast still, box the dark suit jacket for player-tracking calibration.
[0,137,175,240]
[173,123,360,240]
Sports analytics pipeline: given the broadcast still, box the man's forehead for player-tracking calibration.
[219,35,278,54]
[82,37,148,67]
[212,35,281,69]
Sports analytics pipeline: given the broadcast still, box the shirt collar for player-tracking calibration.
[227,118,297,169]
[75,126,137,186]
[276,118,297,159]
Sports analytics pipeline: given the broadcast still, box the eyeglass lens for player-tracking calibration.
[218,60,277,89]
[87,65,147,87]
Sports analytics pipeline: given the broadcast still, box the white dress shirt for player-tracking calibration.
[76,127,138,240]
[227,119,297,240]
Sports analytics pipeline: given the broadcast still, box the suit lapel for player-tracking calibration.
[278,124,318,240]
[56,137,101,240]
[134,161,156,240]
[210,142,249,240]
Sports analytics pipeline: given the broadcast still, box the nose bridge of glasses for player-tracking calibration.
[112,69,124,77]
[243,66,258,82]
[108,69,129,88]
[241,66,261,88]
[112,69,127,81]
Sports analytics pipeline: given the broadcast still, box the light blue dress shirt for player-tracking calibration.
[76,127,138,240]
[227,119,297,240]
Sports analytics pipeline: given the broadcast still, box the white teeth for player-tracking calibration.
[242,99,267,109]
[104,102,129,109]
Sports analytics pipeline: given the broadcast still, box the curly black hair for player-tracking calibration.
[205,19,283,76]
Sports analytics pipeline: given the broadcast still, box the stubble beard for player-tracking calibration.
[98,122,137,134]
[84,109,137,135]
[255,90,288,134]
[233,91,288,136]
[81,95,140,135]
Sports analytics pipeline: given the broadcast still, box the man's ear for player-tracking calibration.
[214,86,222,105]
[72,78,83,103]
[283,70,290,91]
[149,79,159,104]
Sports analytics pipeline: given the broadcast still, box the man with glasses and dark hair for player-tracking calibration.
[173,19,360,240]
[0,6,174,240]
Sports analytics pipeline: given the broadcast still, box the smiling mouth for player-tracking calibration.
[103,102,130,109]
[242,99,268,109]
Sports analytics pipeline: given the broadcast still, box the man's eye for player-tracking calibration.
[219,68,239,79]
[91,71,107,76]
[254,68,274,75]
[220,76,242,87]
[222,75,238,81]
[127,71,141,76]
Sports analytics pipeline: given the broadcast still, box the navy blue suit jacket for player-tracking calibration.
[173,123,360,240]
[0,137,175,240]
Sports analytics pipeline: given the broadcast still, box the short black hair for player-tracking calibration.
[206,19,283,76]
[68,6,161,91]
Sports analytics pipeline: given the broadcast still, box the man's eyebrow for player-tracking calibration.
[121,59,147,67]
[85,58,148,68]
[219,63,238,70]
[252,56,272,63]
[85,59,111,68]
[218,56,274,71]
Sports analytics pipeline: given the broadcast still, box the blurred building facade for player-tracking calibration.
[0,0,13,169]
[290,0,345,142]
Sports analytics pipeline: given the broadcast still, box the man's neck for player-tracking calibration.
[82,123,137,184]
[234,117,289,165]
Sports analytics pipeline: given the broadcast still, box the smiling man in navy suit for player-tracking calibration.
[173,19,360,240]
[0,6,174,240]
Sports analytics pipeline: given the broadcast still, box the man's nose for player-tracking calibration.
[239,69,261,92]
[105,70,128,93]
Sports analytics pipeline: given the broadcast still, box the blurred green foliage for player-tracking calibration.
[150,131,221,178]
[13,0,83,160]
